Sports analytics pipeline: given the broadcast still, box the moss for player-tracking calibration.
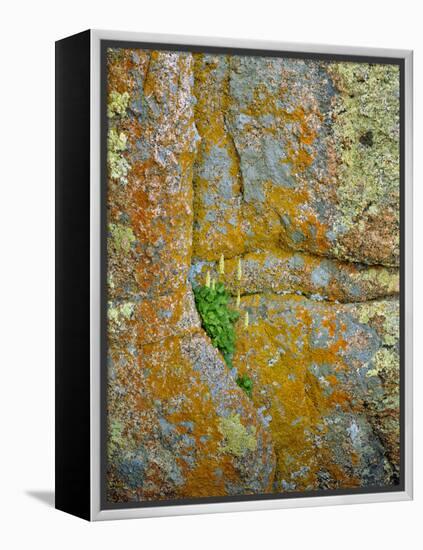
[236,374,253,398]
[108,223,136,254]
[193,282,239,368]
[219,414,257,457]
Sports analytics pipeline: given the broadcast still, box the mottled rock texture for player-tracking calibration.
[106,48,400,502]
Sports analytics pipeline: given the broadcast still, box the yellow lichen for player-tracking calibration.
[108,90,130,118]
[219,414,257,457]
[108,223,136,254]
[366,348,398,379]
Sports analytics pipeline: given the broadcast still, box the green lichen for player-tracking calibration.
[219,414,257,457]
[366,347,399,417]
[366,347,398,379]
[352,267,399,295]
[108,301,135,324]
[329,63,400,258]
[108,90,130,118]
[109,223,136,254]
[372,269,399,293]
[108,417,137,461]
[108,128,127,153]
[108,419,124,459]
[356,300,399,346]
[107,47,124,63]
[108,272,115,290]
[108,128,131,184]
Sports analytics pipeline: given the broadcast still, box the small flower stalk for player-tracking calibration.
[236,290,241,308]
[205,270,211,288]
[244,311,249,329]
[219,254,225,275]
[211,278,216,291]
[237,258,242,281]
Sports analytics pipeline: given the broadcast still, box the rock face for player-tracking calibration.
[192,56,400,267]
[106,49,275,503]
[106,48,400,502]
[232,295,399,490]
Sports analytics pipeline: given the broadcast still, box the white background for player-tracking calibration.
[0,0,420,548]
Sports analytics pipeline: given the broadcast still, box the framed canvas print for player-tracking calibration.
[55,29,413,521]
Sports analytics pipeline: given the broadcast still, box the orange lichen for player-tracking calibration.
[241,85,319,174]
[191,54,246,260]
[233,294,358,489]
[106,49,400,501]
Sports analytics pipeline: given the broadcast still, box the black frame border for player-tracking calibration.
[55,29,92,520]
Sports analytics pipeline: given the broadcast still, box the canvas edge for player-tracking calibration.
[89,29,413,521]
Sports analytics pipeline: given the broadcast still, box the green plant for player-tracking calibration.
[236,374,253,398]
[194,282,239,368]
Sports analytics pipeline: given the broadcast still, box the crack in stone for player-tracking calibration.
[226,288,399,306]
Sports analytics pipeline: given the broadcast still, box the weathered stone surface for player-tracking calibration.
[106,47,400,501]
[188,56,400,491]
[106,48,275,502]
[190,249,399,304]
[232,294,399,490]
[192,56,400,267]
[192,55,245,260]
[328,63,400,266]
[108,332,275,502]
